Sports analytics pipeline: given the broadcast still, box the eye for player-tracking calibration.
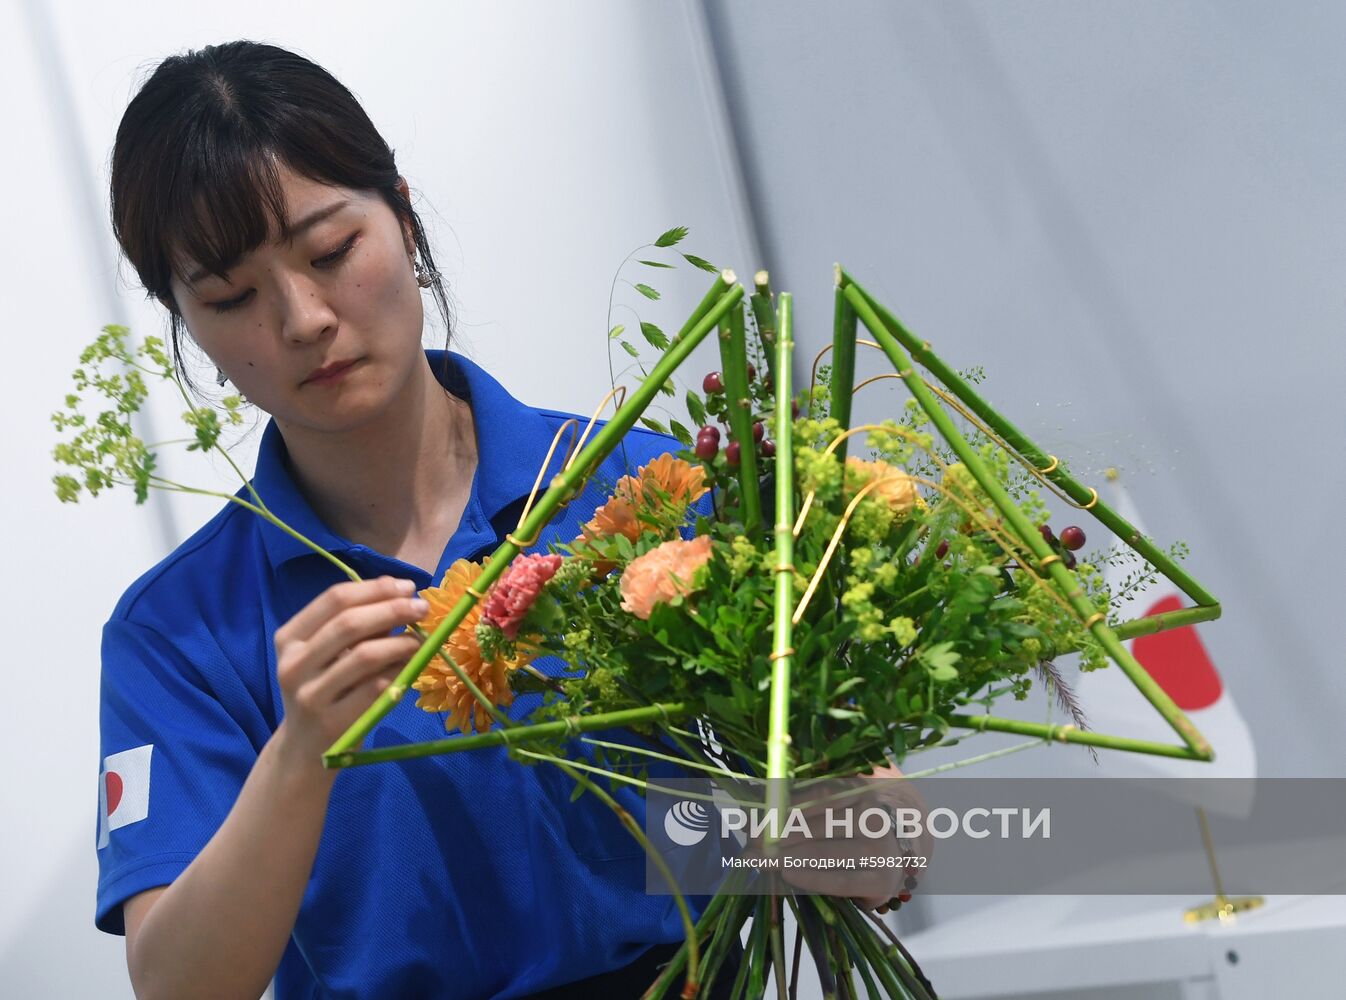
[210,290,253,314]
[315,233,359,268]
[205,234,358,314]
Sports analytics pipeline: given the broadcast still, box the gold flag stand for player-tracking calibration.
[1183,806,1265,923]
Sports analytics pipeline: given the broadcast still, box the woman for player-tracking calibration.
[96,40,740,998]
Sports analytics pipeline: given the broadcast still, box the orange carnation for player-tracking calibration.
[409,559,532,734]
[619,534,714,620]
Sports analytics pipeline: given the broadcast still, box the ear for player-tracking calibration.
[395,176,416,256]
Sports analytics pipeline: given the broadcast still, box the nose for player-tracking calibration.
[275,269,338,345]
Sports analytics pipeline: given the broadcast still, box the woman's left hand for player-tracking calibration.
[752,761,932,910]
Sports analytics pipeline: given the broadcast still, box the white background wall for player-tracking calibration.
[2,1,1341,996]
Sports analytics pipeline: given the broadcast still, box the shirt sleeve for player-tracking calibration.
[95,616,260,935]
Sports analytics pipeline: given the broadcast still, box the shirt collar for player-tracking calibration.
[248,349,557,574]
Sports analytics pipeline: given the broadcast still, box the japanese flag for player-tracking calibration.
[97,744,153,849]
[1076,473,1256,816]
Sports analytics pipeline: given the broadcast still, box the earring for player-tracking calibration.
[413,256,439,289]
[216,367,228,387]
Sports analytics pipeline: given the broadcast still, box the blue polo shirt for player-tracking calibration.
[95,349,713,998]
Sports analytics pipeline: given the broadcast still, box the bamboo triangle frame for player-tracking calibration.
[322,266,1219,773]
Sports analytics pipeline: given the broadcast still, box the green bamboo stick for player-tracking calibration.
[765,293,796,844]
[948,712,1213,760]
[721,296,763,534]
[324,702,692,768]
[324,272,743,764]
[839,280,1213,763]
[838,271,1219,612]
[828,264,859,463]
[1049,604,1221,656]
[750,270,778,386]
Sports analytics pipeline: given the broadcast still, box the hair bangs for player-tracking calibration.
[166,143,292,291]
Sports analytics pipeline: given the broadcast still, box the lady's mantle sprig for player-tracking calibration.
[50,324,245,505]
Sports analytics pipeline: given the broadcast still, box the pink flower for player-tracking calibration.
[619,535,714,620]
[481,553,564,639]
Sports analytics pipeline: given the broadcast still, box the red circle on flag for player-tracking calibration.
[1132,595,1223,711]
[106,771,123,816]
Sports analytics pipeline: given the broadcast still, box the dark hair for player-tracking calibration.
[109,39,454,399]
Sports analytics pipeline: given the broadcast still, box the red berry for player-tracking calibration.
[746,363,757,383]
[752,420,764,442]
[760,439,776,457]
[935,540,949,559]
[725,440,741,466]
[703,371,724,394]
[791,399,800,419]
[1060,525,1086,551]
[698,424,721,443]
[764,372,774,392]
[694,436,719,461]
[1039,524,1055,543]
[1064,551,1077,570]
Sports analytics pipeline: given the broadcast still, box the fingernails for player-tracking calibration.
[410,598,429,615]
[397,578,416,595]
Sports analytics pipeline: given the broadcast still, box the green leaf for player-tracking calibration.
[683,253,718,273]
[569,782,587,803]
[640,322,670,351]
[639,259,674,268]
[608,324,625,340]
[640,416,670,436]
[620,340,640,358]
[654,226,689,248]
[686,391,707,428]
[669,420,694,446]
[634,283,661,301]
[827,706,866,720]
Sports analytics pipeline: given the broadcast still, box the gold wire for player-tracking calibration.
[851,373,904,396]
[505,529,541,549]
[922,381,1099,511]
[808,339,883,398]
[507,383,631,554]
[1082,612,1105,630]
[512,417,581,537]
[465,584,488,600]
[1039,553,1062,570]
[772,563,797,574]
[768,647,796,661]
[1054,723,1077,743]
[793,479,887,624]
[564,385,629,472]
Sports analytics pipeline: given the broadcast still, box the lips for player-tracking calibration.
[303,358,361,385]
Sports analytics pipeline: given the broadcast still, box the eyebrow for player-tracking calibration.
[187,198,351,285]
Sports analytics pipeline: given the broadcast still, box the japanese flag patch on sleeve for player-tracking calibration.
[97,744,153,849]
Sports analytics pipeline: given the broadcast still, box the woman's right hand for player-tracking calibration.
[271,575,429,772]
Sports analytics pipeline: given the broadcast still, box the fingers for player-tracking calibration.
[301,595,430,674]
[275,576,415,647]
[314,633,424,705]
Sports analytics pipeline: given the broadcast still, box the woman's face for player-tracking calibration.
[166,161,426,433]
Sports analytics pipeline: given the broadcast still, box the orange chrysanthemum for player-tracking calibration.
[846,456,926,515]
[619,534,714,620]
[410,559,532,734]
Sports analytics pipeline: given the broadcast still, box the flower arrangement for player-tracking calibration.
[56,228,1220,999]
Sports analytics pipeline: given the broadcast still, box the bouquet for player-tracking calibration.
[56,229,1220,999]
